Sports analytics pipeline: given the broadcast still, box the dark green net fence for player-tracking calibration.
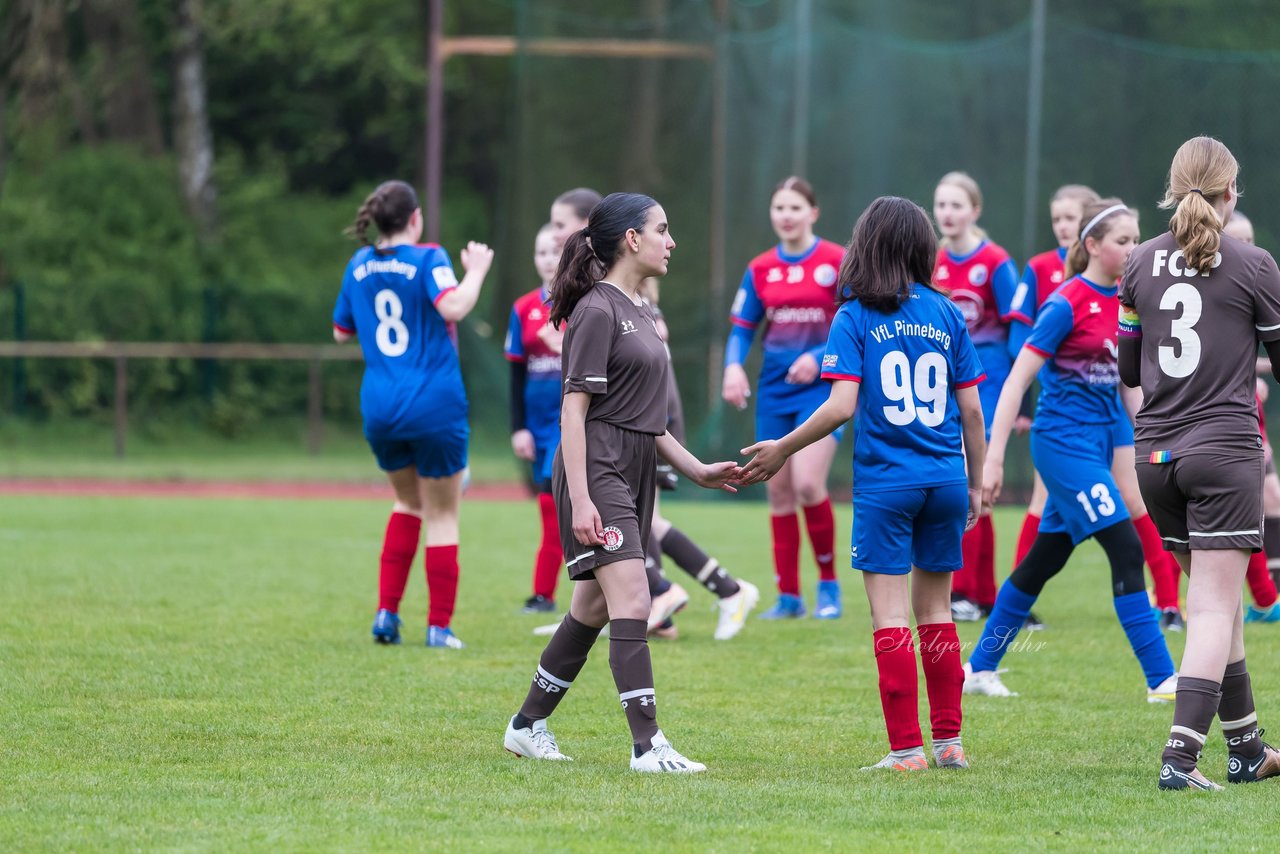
[6,0,1280,491]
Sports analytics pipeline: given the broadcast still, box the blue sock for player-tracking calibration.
[1113,590,1175,688]
[968,580,1038,673]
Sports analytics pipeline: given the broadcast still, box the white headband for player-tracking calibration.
[1080,204,1130,243]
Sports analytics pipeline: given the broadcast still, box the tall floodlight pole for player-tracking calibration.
[1021,0,1047,262]
[425,0,444,243]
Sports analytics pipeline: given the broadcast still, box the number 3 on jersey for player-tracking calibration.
[1159,283,1202,378]
[375,289,409,357]
[880,351,948,427]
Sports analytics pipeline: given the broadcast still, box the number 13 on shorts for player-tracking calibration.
[1075,482,1117,523]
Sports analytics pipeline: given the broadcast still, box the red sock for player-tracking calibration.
[873,626,922,751]
[770,513,801,596]
[425,544,460,628]
[1133,514,1180,610]
[803,498,837,582]
[1014,512,1040,569]
[532,492,562,599]
[917,622,963,741]
[954,525,980,601]
[975,515,996,608]
[1247,550,1278,609]
[378,512,421,613]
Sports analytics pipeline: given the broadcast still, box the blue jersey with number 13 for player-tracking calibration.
[332,243,468,439]
[820,284,985,492]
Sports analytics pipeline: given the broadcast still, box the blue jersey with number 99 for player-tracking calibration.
[820,283,985,492]
[333,243,468,439]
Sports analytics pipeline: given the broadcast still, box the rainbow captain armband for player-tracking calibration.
[1118,304,1142,338]
[1149,450,1173,464]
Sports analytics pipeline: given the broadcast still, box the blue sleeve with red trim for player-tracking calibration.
[724,269,762,366]
[332,268,355,334]
[504,305,525,362]
[819,302,863,382]
[423,246,460,305]
[992,258,1019,320]
[1024,292,1075,358]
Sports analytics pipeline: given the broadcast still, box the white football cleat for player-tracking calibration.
[630,731,706,773]
[647,584,690,633]
[504,716,572,761]
[962,662,1017,697]
[714,580,760,640]
[1147,673,1178,704]
[860,747,929,772]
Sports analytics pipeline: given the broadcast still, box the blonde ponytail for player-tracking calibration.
[1158,137,1237,274]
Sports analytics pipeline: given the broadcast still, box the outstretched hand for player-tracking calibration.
[694,460,743,493]
[738,439,786,487]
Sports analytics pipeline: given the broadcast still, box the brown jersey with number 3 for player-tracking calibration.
[1119,231,1280,457]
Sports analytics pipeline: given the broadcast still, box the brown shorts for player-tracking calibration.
[553,420,656,579]
[1136,452,1264,553]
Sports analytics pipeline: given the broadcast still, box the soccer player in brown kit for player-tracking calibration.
[502,192,742,773]
[1118,136,1280,790]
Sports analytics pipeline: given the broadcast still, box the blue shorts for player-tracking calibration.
[1033,422,1129,544]
[756,399,846,444]
[850,482,969,575]
[533,439,559,488]
[367,423,469,479]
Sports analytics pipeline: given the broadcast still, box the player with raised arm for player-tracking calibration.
[965,198,1176,701]
[742,197,985,772]
[333,180,493,649]
[722,177,845,620]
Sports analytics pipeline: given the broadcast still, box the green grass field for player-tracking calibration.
[3,496,1277,851]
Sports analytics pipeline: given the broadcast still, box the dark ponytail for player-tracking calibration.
[346,180,419,251]
[549,192,657,327]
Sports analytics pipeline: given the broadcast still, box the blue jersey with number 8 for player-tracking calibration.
[333,243,468,439]
[820,283,985,492]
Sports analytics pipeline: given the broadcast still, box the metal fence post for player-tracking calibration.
[114,356,128,458]
[13,280,25,415]
[307,357,323,455]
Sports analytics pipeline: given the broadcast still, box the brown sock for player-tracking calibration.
[608,618,659,754]
[660,528,740,599]
[1161,676,1221,770]
[1220,658,1263,758]
[517,614,603,724]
